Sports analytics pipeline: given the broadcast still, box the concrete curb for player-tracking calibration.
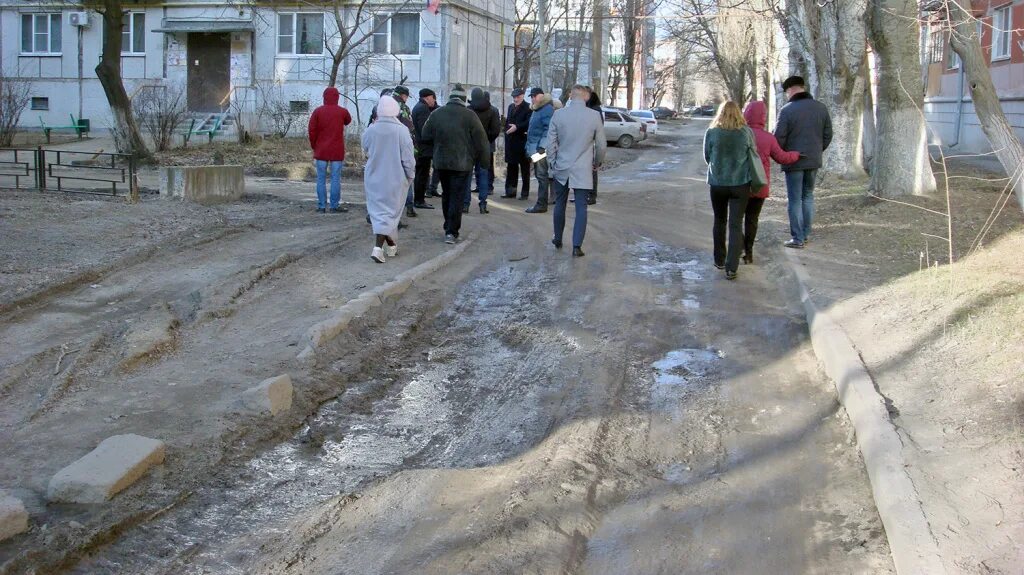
[782,249,946,575]
[298,236,476,360]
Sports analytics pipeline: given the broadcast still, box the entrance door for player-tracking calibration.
[187,33,230,113]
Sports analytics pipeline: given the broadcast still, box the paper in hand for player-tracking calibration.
[531,152,547,163]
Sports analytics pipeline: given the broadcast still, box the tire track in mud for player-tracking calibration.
[67,260,590,574]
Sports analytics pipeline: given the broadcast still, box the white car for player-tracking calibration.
[628,110,658,135]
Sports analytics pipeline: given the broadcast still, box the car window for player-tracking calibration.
[621,114,637,123]
[603,111,621,122]
[631,111,653,118]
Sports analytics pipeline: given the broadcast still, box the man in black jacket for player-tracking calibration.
[465,88,501,213]
[503,88,532,199]
[775,75,832,249]
[420,85,490,243]
[411,88,438,210]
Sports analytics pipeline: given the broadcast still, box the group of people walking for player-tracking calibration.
[703,75,832,280]
[308,80,607,263]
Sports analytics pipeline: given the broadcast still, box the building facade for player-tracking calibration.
[0,0,513,133]
[923,0,1024,153]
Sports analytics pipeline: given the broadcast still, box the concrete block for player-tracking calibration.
[240,374,293,415]
[47,435,166,504]
[0,491,29,542]
[160,165,245,205]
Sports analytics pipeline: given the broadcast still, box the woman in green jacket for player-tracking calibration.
[703,101,755,280]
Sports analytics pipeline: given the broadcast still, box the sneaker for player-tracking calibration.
[714,263,725,270]
[328,206,348,213]
[572,247,585,257]
[384,244,398,258]
[406,206,417,218]
[414,202,435,209]
[316,207,326,213]
[726,270,738,280]
[525,205,547,214]
[479,204,489,214]
[784,239,804,249]
[445,234,456,244]
[371,247,386,263]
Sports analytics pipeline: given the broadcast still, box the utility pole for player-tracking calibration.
[591,0,604,98]
[538,0,548,90]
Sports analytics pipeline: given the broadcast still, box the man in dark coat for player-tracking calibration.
[411,88,438,210]
[503,88,532,199]
[775,75,832,249]
[420,84,490,243]
[465,87,501,213]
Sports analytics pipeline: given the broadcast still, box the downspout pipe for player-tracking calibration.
[950,61,965,147]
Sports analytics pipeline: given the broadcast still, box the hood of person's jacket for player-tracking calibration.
[530,94,553,111]
[470,88,491,111]
[322,87,340,106]
[743,100,767,130]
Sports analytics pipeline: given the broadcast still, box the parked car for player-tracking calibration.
[698,105,716,116]
[650,106,676,119]
[628,110,659,135]
[601,107,646,148]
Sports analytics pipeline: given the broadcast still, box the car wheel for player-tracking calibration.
[617,134,635,149]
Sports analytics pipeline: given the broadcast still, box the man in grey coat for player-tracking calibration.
[775,75,832,249]
[546,85,607,257]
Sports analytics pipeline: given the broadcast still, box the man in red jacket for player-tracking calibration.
[308,87,353,213]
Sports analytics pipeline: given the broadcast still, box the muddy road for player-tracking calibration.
[21,122,891,573]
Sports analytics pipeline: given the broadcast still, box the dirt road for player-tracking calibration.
[5,122,892,573]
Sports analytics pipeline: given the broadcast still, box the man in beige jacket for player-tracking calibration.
[546,85,607,257]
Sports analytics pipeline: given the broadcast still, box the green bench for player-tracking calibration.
[39,114,90,143]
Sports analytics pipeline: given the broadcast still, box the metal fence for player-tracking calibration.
[0,147,135,196]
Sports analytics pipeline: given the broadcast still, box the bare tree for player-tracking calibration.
[133,84,189,151]
[869,0,937,197]
[0,72,31,147]
[938,0,1024,212]
[79,1,152,160]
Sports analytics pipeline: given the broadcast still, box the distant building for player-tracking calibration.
[0,0,513,135]
[922,0,1024,153]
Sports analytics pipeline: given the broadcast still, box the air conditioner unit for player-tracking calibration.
[69,12,89,27]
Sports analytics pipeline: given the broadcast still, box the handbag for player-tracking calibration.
[746,127,768,189]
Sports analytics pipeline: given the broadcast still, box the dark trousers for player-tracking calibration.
[533,158,550,206]
[743,197,765,256]
[438,169,471,238]
[710,184,751,273]
[506,158,531,197]
[553,179,589,248]
[590,170,599,203]
[413,155,432,204]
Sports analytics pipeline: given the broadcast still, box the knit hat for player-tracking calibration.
[419,88,436,99]
[449,84,468,103]
[377,95,400,118]
[393,85,410,97]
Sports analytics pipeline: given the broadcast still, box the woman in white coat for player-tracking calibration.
[362,95,416,263]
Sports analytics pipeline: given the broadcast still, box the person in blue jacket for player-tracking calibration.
[524,88,562,214]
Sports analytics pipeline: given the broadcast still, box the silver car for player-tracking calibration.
[601,107,647,148]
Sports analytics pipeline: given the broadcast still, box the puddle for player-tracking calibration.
[649,348,721,416]
[625,237,705,284]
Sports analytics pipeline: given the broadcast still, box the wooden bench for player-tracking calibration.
[39,114,90,143]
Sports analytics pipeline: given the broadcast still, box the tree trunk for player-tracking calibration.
[868,0,936,197]
[946,1,1024,212]
[96,3,151,161]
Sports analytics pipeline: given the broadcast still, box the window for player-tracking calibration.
[371,13,420,56]
[603,111,622,122]
[929,29,944,63]
[31,97,49,111]
[122,12,145,54]
[21,13,62,55]
[278,13,324,55]
[948,49,961,70]
[992,4,1011,60]
[289,100,310,113]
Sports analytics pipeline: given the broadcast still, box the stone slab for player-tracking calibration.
[47,434,166,504]
[160,165,245,205]
[0,490,29,542]
[240,374,293,415]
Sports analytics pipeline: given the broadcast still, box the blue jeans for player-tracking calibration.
[552,178,589,248]
[463,161,491,207]
[784,169,816,243]
[315,160,343,209]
